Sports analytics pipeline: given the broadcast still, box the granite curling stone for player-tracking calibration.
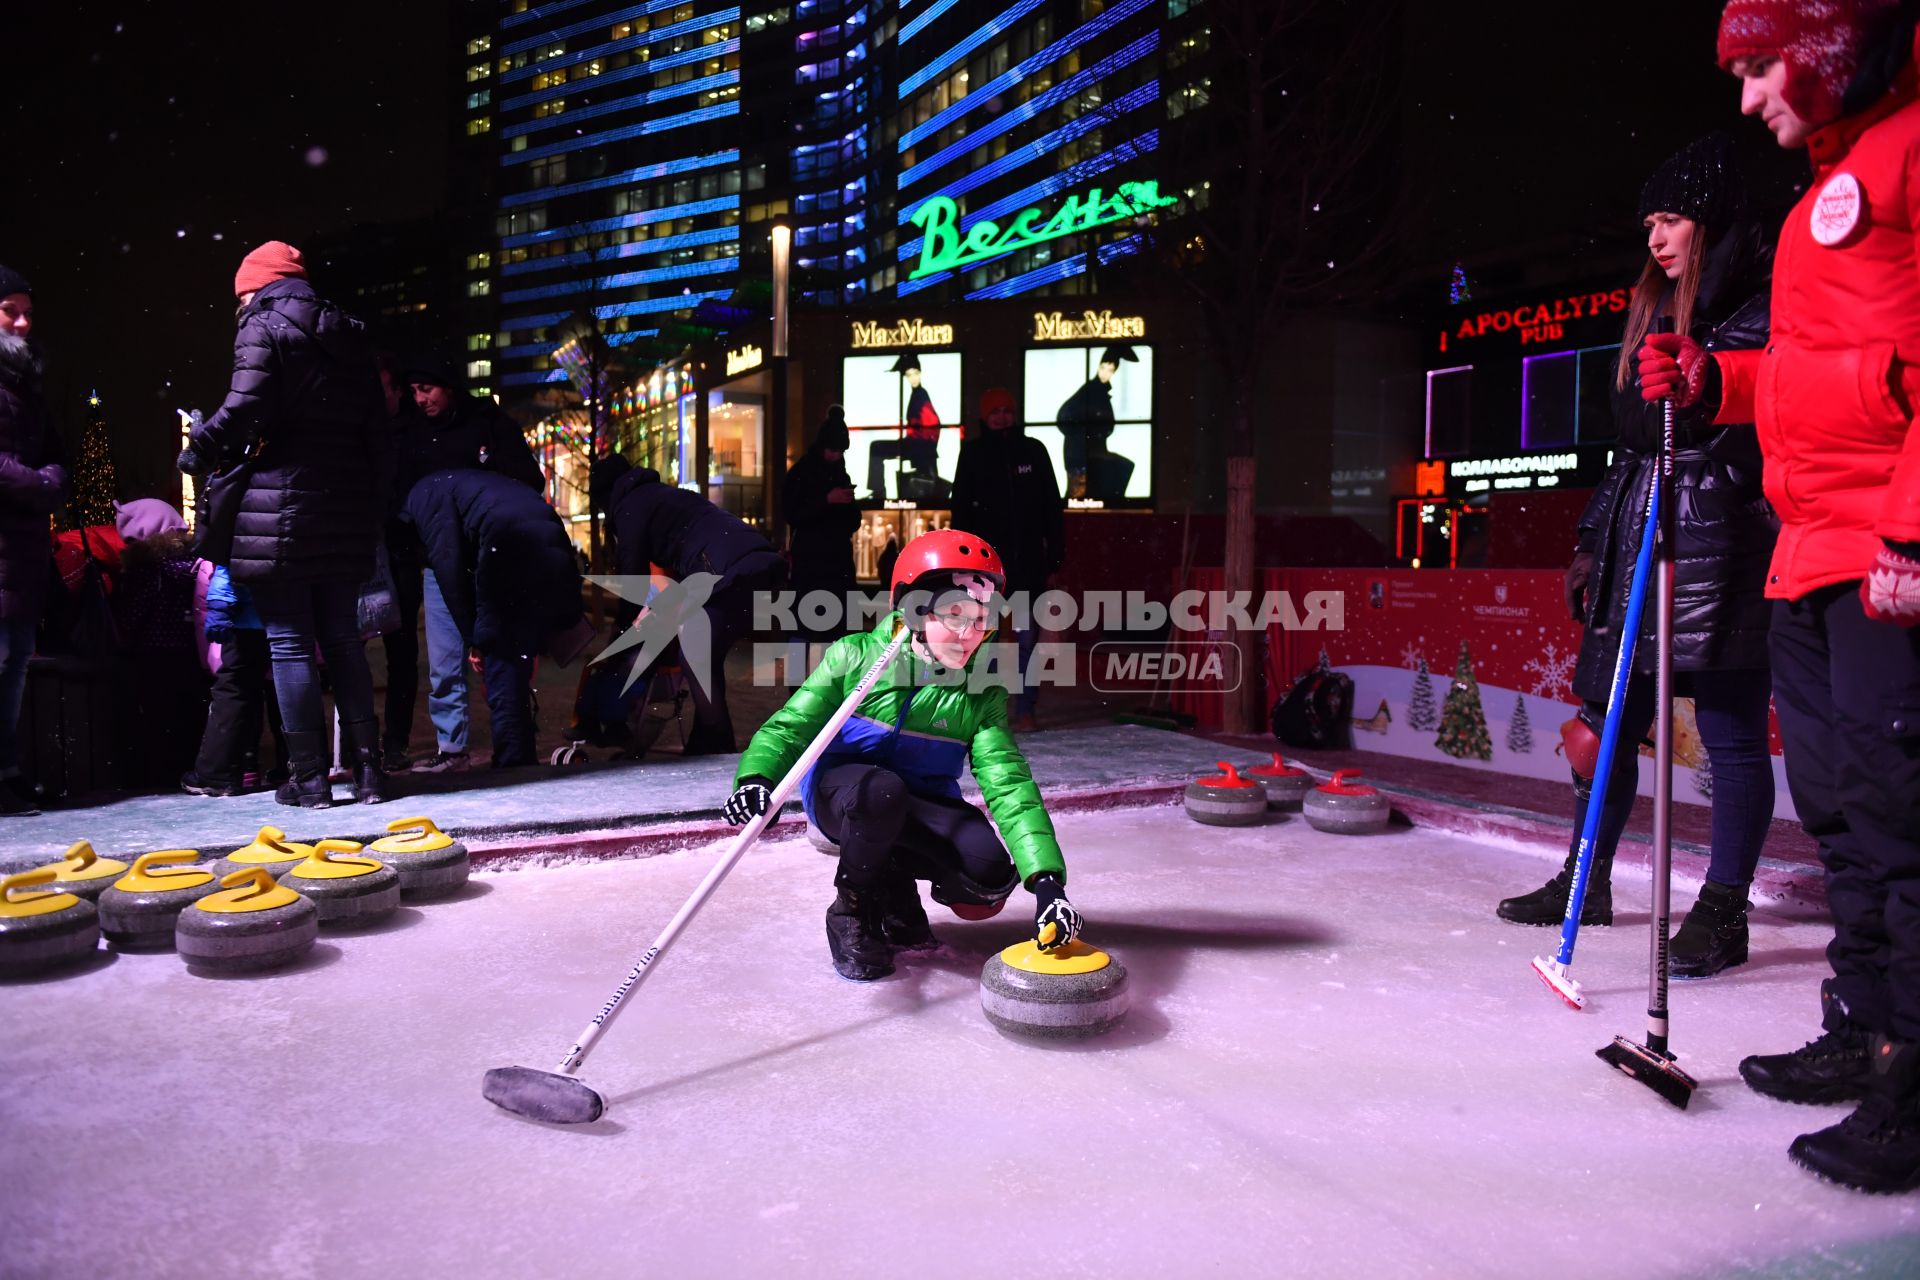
[0,868,101,977]
[1245,753,1314,811]
[276,840,401,925]
[367,816,470,901]
[1183,760,1269,826]
[176,868,319,974]
[213,826,316,882]
[32,840,132,901]
[1302,769,1392,834]
[97,851,221,950]
[979,938,1130,1040]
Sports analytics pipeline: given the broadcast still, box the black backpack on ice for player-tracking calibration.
[1272,667,1354,750]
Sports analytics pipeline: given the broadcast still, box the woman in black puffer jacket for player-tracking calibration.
[180,242,386,809]
[0,266,69,817]
[1496,135,1779,980]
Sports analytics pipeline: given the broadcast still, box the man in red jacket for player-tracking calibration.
[1640,0,1920,1193]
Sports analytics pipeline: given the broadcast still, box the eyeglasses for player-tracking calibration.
[928,612,990,636]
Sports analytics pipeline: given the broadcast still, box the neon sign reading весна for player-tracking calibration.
[909,180,1179,280]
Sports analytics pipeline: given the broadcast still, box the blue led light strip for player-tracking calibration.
[899,0,962,44]
[502,256,738,304]
[501,196,740,250]
[502,7,740,85]
[895,130,1159,294]
[502,0,676,57]
[898,0,1043,98]
[594,289,732,320]
[901,0,1155,150]
[500,149,739,207]
[500,38,740,110]
[900,30,1157,189]
[499,370,572,387]
[501,226,740,278]
[503,101,740,165]
[895,82,1158,224]
[502,0,615,31]
[960,232,1144,302]
[503,71,739,139]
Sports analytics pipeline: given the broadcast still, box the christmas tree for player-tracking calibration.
[1506,695,1533,754]
[1435,640,1493,761]
[1407,657,1438,732]
[69,389,119,529]
[1449,261,1472,305]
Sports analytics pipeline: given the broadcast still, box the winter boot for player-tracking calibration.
[1497,847,1613,927]
[1670,879,1750,979]
[1740,988,1873,1104]
[1787,1038,1920,1193]
[825,887,894,981]
[342,718,388,805]
[274,730,335,809]
[878,869,939,952]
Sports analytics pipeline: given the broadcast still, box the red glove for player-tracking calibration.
[1862,542,1920,625]
[1637,334,1712,407]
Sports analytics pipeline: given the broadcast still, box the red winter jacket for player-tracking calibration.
[1715,28,1920,601]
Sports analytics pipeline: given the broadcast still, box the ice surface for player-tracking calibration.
[3,804,1917,1278]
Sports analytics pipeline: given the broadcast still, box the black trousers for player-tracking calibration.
[814,762,1018,900]
[1769,584,1920,1042]
[482,651,536,768]
[682,555,786,755]
[193,629,272,788]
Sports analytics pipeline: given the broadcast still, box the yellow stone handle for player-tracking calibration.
[1038,921,1060,947]
[55,841,98,873]
[131,850,202,879]
[312,839,366,862]
[253,825,290,853]
[2,867,59,905]
[219,867,279,899]
[385,817,443,838]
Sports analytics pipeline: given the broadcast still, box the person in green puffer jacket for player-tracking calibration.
[723,529,1083,981]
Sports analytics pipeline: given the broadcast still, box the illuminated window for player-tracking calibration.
[466,360,493,380]
[468,279,492,297]
[533,99,566,118]
[466,35,492,55]
[465,89,491,110]
[466,333,492,352]
[466,116,491,136]
[465,251,492,270]
[465,62,489,82]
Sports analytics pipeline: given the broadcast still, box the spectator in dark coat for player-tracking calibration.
[405,468,587,768]
[400,354,544,775]
[0,265,67,816]
[952,386,1065,730]
[591,454,786,755]
[375,353,425,770]
[178,241,386,809]
[782,406,861,646]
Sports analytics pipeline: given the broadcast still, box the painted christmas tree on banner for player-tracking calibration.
[1407,657,1438,732]
[1436,641,1492,761]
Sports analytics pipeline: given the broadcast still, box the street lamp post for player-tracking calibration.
[770,221,792,534]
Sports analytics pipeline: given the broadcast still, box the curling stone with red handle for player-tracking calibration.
[1183,761,1268,826]
[1244,753,1313,811]
[1303,769,1392,834]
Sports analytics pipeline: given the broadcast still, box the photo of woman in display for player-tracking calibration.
[1056,344,1137,501]
[864,351,945,501]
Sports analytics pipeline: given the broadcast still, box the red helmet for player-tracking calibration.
[889,528,1006,609]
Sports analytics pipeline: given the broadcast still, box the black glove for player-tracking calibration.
[1565,550,1595,624]
[723,777,773,827]
[1030,873,1083,952]
[177,445,207,477]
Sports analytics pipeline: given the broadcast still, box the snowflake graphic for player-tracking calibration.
[1398,642,1424,670]
[1522,641,1576,701]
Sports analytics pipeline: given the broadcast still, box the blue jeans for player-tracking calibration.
[250,577,376,737]
[0,616,36,775]
[422,570,470,754]
[1575,665,1777,887]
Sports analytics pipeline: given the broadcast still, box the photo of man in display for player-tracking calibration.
[1056,344,1138,502]
[865,350,945,501]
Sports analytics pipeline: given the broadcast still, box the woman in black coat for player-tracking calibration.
[782,406,862,645]
[0,266,68,817]
[1497,135,1778,979]
[180,243,386,808]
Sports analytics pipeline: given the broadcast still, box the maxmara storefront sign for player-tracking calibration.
[849,318,956,350]
[1031,309,1147,341]
[909,180,1180,280]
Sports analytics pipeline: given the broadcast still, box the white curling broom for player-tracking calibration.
[484,623,912,1125]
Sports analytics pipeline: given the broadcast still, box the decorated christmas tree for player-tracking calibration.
[1449,261,1472,305]
[1506,695,1533,754]
[68,389,119,529]
[1435,640,1493,761]
[1407,657,1438,732]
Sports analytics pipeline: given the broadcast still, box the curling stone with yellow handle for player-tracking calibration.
[212,826,315,882]
[978,933,1130,1041]
[367,817,469,901]
[276,840,401,925]
[32,840,132,902]
[176,869,320,973]
[97,851,221,950]
[0,868,101,977]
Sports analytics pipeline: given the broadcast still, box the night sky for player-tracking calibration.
[4,0,1806,499]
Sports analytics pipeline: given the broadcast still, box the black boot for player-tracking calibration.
[1671,879,1750,979]
[878,870,938,952]
[274,730,334,809]
[825,887,894,981]
[1497,848,1613,926]
[1788,1038,1920,1193]
[342,718,388,805]
[1741,988,1873,1104]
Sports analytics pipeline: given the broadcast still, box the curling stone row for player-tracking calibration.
[216,818,469,902]
[1301,770,1391,834]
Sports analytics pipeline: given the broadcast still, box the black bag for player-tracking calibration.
[1272,667,1355,750]
[192,455,256,564]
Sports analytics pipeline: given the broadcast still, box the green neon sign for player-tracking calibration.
[908,180,1179,280]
